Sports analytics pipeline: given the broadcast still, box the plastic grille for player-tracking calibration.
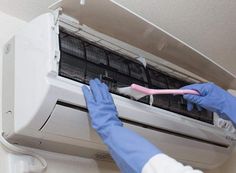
[59,30,213,124]
[60,52,86,82]
[60,33,85,58]
[85,44,108,65]
[129,63,147,82]
[108,53,129,75]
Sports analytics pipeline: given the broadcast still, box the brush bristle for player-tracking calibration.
[117,86,147,100]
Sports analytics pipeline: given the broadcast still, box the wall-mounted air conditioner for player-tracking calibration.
[2,0,236,170]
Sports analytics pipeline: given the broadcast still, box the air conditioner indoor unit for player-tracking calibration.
[2,0,236,170]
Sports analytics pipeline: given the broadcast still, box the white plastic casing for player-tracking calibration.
[2,13,236,170]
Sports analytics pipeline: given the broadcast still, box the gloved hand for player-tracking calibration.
[182,82,236,123]
[82,78,122,136]
[82,79,161,173]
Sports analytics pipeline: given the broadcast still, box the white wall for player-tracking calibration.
[0,11,119,173]
[0,11,27,173]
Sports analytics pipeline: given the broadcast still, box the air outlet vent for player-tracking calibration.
[94,153,113,162]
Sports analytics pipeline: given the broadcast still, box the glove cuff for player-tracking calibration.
[220,94,236,124]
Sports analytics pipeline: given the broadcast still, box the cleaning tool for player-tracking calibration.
[117,84,199,100]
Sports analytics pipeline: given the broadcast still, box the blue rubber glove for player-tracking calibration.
[182,82,236,123]
[82,79,161,173]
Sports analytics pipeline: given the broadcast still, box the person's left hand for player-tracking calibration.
[82,79,161,173]
[82,79,123,137]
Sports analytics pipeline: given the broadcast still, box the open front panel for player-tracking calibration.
[59,29,213,124]
[50,0,236,89]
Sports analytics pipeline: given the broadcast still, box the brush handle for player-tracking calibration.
[131,84,200,95]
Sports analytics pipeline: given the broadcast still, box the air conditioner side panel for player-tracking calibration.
[13,13,57,133]
[2,38,15,136]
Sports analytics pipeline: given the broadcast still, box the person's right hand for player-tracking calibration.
[182,82,236,122]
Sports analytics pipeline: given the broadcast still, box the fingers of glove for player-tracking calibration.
[89,79,103,102]
[100,83,110,101]
[187,101,194,111]
[181,83,201,90]
[99,82,115,103]
[183,94,203,105]
[82,85,95,105]
[181,83,211,96]
[196,105,203,111]
[108,93,115,104]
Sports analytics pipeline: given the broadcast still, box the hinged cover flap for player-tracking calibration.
[50,0,236,89]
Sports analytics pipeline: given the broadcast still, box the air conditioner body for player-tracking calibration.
[2,1,236,170]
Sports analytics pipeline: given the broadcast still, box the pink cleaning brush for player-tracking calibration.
[117,84,199,100]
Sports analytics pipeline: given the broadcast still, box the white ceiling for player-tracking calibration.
[0,0,235,76]
[0,0,57,20]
